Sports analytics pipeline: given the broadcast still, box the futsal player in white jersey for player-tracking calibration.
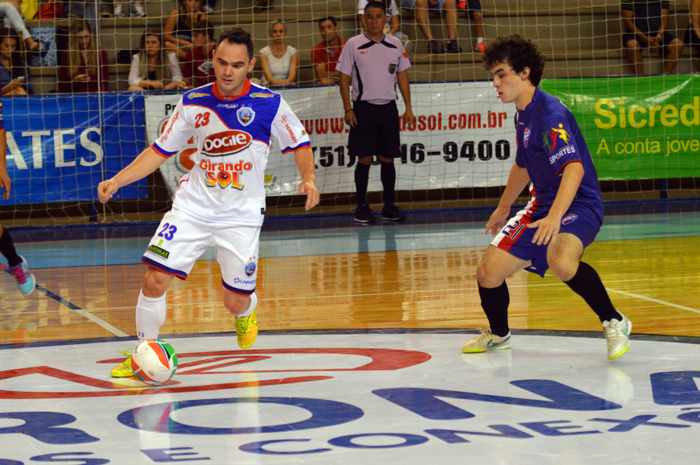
[98,28,319,378]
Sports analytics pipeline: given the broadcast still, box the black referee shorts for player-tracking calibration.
[349,100,401,160]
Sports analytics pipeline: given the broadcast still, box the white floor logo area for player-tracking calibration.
[1,333,699,464]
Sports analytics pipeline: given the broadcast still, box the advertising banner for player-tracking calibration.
[0,93,148,205]
[145,83,517,197]
[540,74,700,180]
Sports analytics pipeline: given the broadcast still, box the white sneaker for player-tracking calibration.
[603,313,632,360]
[113,2,124,17]
[462,328,512,353]
[131,2,146,17]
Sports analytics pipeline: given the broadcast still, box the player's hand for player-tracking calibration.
[344,109,357,127]
[299,180,320,211]
[527,214,561,246]
[403,109,415,128]
[484,205,510,238]
[0,169,11,199]
[97,179,119,204]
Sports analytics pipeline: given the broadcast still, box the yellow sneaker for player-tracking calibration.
[235,310,258,349]
[110,348,134,378]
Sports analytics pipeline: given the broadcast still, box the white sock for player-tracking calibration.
[477,37,484,44]
[135,290,166,342]
[236,292,257,319]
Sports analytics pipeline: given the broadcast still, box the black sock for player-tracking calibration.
[355,162,371,206]
[380,161,396,205]
[565,261,622,323]
[0,229,21,267]
[478,282,510,337]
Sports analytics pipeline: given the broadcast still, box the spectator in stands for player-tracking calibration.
[401,0,461,54]
[313,16,345,85]
[113,1,147,18]
[164,0,207,61]
[458,0,485,52]
[182,19,216,88]
[260,20,298,86]
[128,29,187,92]
[58,20,110,93]
[0,28,32,95]
[358,0,410,51]
[685,0,700,58]
[0,0,41,51]
[622,0,684,74]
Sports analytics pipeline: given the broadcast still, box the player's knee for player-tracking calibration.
[547,255,577,282]
[358,156,373,166]
[224,292,250,316]
[142,269,170,297]
[476,261,499,288]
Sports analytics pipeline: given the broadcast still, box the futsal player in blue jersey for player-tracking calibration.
[462,35,632,360]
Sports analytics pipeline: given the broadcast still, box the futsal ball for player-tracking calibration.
[131,339,178,386]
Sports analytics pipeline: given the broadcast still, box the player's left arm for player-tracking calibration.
[293,146,320,211]
[397,70,414,127]
[528,162,584,246]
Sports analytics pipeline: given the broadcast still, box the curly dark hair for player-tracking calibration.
[483,35,546,87]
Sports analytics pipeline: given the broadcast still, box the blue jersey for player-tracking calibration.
[515,87,604,224]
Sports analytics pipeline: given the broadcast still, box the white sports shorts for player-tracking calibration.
[141,208,260,295]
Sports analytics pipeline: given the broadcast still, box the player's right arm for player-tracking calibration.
[98,147,168,203]
[485,163,530,237]
[339,73,356,126]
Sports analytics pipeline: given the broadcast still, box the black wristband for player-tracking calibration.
[345,109,353,113]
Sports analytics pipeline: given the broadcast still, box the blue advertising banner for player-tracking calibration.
[0,93,148,205]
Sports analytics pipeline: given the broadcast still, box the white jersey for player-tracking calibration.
[153,80,310,226]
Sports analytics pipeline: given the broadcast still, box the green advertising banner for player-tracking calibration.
[540,74,700,180]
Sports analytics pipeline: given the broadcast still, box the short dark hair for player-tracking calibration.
[218,27,254,60]
[318,16,337,27]
[364,1,386,14]
[483,35,546,87]
[192,19,214,41]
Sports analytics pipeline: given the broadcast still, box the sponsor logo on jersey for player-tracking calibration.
[187,93,209,99]
[147,245,170,259]
[280,115,298,144]
[217,103,239,109]
[549,145,576,165]
[200,159,252,190]
[160,111,179,143]
[201,130,253,157]
[249,92,274,98]
[360,50,369,55]
[561,214,579,225]
[388,63,397,74]
[234,277,256,285]
[542,123,571,153]
[245,263,256,276]
[523,128,531,147]
[237,107,255,126]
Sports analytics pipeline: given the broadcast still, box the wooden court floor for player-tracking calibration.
[2,230,699,347]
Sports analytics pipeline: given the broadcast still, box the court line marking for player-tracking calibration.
[605,288,700,315]
[2,267,129,337]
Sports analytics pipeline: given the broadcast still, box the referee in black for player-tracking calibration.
[337,1,415,223]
